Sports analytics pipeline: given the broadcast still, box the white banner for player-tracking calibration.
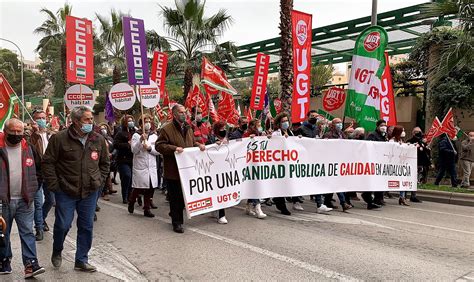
[175,136,417,218]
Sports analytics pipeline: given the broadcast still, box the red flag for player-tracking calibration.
[155,103,165,120]
[162,89,170,108]
[150,51,168,95]
[50,115,60,130]
[439,108,456,139]
[203,84,220,96]
[425,117,442,144]
[185,84,208,114]
[273,98,282,114]
[201,57,237,95]
[291,10,312,123]
[0,73,17,130]
[167,100,178,121]
[250,53,270,110]
[245,107,253,121]
[217,92,236,122]
[380,52,397,126]
[207,93,219,122]
[66,16,94,85]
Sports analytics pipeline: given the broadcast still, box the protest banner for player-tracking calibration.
[150,51,168,95]
[66,16,94,85]
[323,87,346,112]
[109,83,136,110]
[250,53,270,110]
[64,84,95,110]
[176,136,417,217]
[123,16,150,85]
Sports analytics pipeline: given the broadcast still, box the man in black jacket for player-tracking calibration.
[406,127,430,202]
[434,134,458,187]
[228,116,248,140]
[362,119,388,209]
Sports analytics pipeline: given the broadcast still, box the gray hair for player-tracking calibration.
[171,104,184,116]
[5,118,24,130]
[70,106,93,122]
[353,127,365,136]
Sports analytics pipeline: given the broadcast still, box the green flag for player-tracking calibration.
[317,109,335,120]
[455,126,465,139]
[344,26,388,131]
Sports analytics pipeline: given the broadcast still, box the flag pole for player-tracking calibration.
[10,90,34,121]
[80,83,83,106]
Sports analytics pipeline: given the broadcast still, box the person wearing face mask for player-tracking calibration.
[406,127,429,202]
[156,104,206,233]
[191,106,211,144]
[113,115,136,204]
[460,132,474,188]
[300,110,320,138]
[388,126,411,206]
[363,119,388,209]
[0,118,46,278]
[128,115,160,218]
[229,117,249,140]
[29,109,55,241]
[42,106,109,272]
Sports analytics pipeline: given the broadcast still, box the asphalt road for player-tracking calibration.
[6,189,474,281]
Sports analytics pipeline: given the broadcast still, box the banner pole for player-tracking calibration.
[139,85,145,131]
[79,83,83,106]
[10,91,34,121]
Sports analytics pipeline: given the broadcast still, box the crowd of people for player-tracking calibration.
[0,104,473,278]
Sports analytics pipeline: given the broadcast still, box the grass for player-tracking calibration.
[418,184,474,194]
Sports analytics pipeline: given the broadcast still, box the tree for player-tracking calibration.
[161,0,235,97]
[279,0,293,115]
[34,4,72,97]
[311,64,334,96]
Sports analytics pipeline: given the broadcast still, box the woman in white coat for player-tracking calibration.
[128,115,160,217]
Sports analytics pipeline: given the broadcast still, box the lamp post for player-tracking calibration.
[0,37,25,121]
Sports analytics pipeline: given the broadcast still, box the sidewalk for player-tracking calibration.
[415,189,474,207]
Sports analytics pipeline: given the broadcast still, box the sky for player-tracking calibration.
[0,0,427,61]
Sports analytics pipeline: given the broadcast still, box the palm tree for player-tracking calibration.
[161,0,234,97]
[34,3,72,94]
[96,10,129,85]
[279,0,293,116]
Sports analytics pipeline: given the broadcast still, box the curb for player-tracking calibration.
[415,189,474,207]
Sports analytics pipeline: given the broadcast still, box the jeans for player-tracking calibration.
[118,163,133,202]
[435,161,457,187]
[0,199,38,266]
[33,187,44,230]
[323,193,346,206]
[400,191,406,198]
[42,182,55,221]
[53,190,99,264]
[461,160,473,187]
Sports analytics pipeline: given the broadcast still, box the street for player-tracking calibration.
[6,190,474,281]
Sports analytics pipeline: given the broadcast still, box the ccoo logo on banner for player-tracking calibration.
[123,16,150,85]
[66,16,94,85]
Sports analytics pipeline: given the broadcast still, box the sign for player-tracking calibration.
[344,26,388,131]
[66,16,94,85]
[380,52,397,126]
[137,81,160,108]
[176,136,417,217]
[64,84,95,110]
[109,83,136,110]
[250,53,270,110]
[123,16,150,85]
[150,51,168,95]
[291,10,312,123]
[323,87,346,112]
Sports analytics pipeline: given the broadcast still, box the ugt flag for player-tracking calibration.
[344,26,388,131]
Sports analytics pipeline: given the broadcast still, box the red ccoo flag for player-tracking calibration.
[425,117,442,144]
[439,108,456,139]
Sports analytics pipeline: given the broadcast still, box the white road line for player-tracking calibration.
[387,204,474,219]
[100,200,359,281]
[348,211,474,235]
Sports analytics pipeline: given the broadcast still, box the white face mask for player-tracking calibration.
[401,131,406,138]
[144,122,151,131]
[379,126,387,133]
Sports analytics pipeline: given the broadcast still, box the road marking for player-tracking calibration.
[47,226,147,281]
[100,200,359,281]
[388,204,474,219]
[456,271,474,281]
[348,211,474,235]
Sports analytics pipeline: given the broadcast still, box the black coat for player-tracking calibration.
[407,136,431,166]
[113,127,135,166]
[367,130,387,142]
[438,136,457,164]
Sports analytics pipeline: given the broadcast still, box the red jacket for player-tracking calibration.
[0,132,40,203]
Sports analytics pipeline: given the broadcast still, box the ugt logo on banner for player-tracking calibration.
[66,16,94,85]
[123,16,150,85]
[291,10,312,123]
[323,87,346,112]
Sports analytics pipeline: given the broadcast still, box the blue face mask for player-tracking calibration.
[336,123,343,131]
[281,121,290,130]
[128,121,135,129]
[36,119,47,129]
[81,123,93,134]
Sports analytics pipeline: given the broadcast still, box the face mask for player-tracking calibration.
[241,124,248,131]
[379,126,387,133]
[257,127,264,133]
[128,121,135,129]
[177,114,186,123]
[100,129,108,136]
[335,123,343,131]
[81,123,93,134]
[281,121,290,130]
[308,117,317,125]
[6,134,23,145]
[144,122,151,131]
[217,129,227,138]
[415,132,423,138]
[36,119,47,129]
[401,131,406,138]
[195,114,202,122]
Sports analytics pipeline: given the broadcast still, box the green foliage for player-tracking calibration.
[311,64,334,96]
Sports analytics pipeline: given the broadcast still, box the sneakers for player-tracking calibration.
[245,203,256,216]
[24,259,45,278]
[0,259,12,275]
[217,216,228,224]
[254,203,267,219]
[317,204,333,213]
[293,202,304,211]
[74,262,97,272]
[35,228,44,241]
[51,251,62,268]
